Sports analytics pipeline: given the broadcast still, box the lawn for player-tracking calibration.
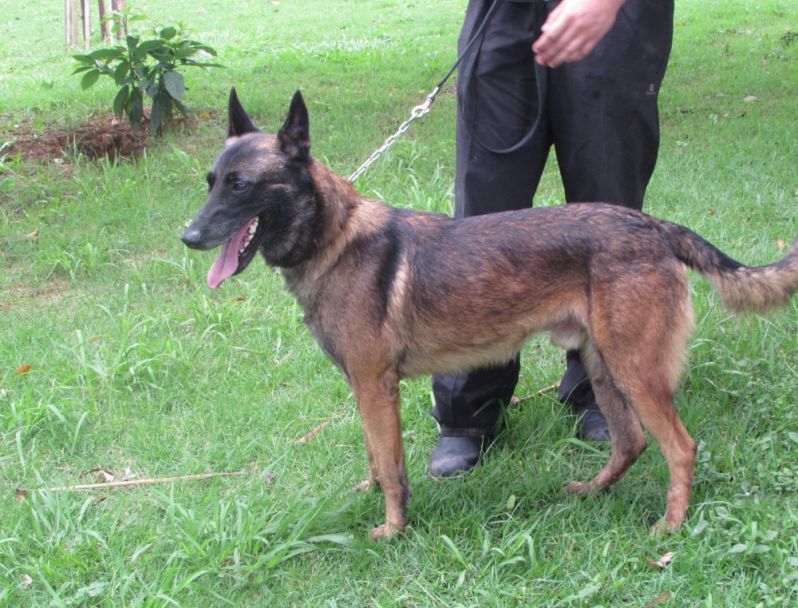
[1,0,797,606]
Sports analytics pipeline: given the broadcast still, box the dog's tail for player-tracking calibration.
[661,221,798,314]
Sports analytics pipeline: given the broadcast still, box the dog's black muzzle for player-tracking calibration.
[181,204,238,251]
[181,224,212,250]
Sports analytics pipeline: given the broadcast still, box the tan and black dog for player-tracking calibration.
[182,90,798,539]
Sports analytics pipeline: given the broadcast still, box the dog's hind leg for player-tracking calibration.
[351,369,409,540]
[616,373,695,533]
[565,341,647,495]
[593,278,697,533]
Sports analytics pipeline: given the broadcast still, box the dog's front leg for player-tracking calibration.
[351,369,409,540]
[352,432,379,493]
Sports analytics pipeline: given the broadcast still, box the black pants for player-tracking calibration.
[431,0,674,434]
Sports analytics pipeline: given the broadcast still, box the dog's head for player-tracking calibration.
[182,89,318,288]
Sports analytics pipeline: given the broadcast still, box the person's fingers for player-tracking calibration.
[535,23,587,66]
[533,6,572,58]
[538,29,600,67]
[532,0,623,67]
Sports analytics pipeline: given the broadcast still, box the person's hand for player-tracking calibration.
[532,0,625,68]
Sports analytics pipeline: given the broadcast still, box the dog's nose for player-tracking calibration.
[181,225,204,249]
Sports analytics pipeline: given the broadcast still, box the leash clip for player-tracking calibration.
[411,87,439,119]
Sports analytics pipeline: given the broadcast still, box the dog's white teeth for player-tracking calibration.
[239,222,258,255]
[238,219,259,256]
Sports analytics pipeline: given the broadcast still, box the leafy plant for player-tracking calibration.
[72,10,221,134]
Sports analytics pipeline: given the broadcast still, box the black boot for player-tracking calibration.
[572,404,611,442]
[558,351,610,442]
[427,429,489,478]
[429,361,516,477]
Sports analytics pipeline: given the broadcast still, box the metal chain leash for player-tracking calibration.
[347,86,440,183]
[346,0,501,183]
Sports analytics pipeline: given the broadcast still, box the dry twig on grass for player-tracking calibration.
[16,470,248,500]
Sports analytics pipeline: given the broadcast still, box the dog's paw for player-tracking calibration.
[650,517,682,537]
[352,478,378,493]
[565,480,594,495]
[371,522,402,541]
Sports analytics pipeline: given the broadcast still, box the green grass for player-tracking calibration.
[1,0,797,606]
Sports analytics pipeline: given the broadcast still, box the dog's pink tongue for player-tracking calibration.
[207,220,255,289]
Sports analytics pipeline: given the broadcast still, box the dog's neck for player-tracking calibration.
[308,158,360,234]
[279,159,361,296]
[280,158,393,308]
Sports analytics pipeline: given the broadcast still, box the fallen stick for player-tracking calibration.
[294,418,331,445]
[536,382,560,396]
[510,383,560,406]
[17,470,247,497]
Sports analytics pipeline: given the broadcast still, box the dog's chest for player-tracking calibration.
[302,311,347,373]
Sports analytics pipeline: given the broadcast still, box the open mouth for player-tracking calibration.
[206,216,261,289]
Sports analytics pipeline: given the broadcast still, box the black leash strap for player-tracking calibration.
[349,0,544,181]
[457,0,548,155]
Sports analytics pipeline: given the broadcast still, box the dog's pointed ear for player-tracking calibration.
[277,90,310,162]
[228,88,259,137]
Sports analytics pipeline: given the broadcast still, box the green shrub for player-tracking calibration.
[72,9,221,134]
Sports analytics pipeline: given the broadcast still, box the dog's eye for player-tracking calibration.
[232,181,248,193]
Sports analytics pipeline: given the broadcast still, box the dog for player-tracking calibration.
[182,89,798,539]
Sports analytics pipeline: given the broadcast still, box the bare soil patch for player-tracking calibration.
[6,114,149,162]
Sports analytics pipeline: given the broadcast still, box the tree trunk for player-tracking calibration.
[65,0,72,48]
[98,0,110,43]
[81,0,90,49]
[111,0,126,40]
[66,0,80,49]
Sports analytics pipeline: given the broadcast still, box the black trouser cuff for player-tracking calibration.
[439,426,493,440]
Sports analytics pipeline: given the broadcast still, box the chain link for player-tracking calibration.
[347,86,440,183]
[345,0,502,183]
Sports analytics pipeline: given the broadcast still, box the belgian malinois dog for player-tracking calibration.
[182,90,798,539]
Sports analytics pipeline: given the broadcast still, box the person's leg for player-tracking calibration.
[547,0,675,438]
[430,360,520,476]
[549,0,673,208]
[429,0,550,476]
[557,351,610,440]
[454,0,550,217]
